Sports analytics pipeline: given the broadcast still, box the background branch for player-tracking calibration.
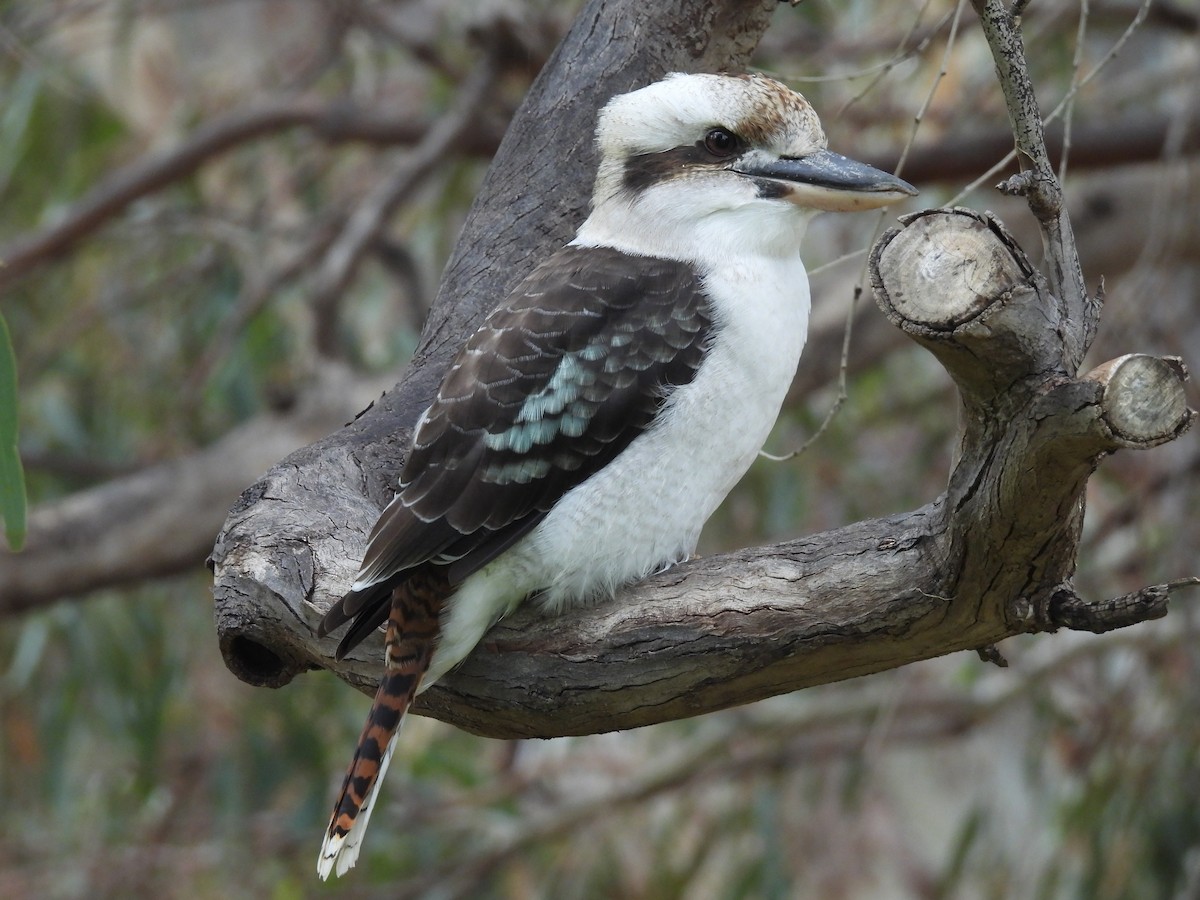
[0,98,506,290]
[0,364,391,616]
[864,112,1200,185]
[3,56,1193,295]
[308,43,506,357]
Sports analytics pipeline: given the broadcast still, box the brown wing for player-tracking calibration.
[319,245,713,653]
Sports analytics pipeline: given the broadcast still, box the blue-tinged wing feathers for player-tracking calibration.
[318,245,714,653]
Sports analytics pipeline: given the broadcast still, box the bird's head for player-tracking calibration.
[581,73,916,259]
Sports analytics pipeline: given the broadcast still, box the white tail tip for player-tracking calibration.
[315,738,396,880]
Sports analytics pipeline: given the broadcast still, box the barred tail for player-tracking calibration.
[317,572,445,880]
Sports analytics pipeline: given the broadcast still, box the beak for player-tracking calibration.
[734,148,917,212]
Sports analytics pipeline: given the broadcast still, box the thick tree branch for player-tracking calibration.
[209,1,1195,738]
[211,0,781,687]
[406,209,1190,738]
[10,161,1195,617]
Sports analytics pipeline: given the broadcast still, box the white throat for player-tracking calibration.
[573,183,816,266]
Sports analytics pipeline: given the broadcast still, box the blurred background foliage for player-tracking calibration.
[1,0,1198,897]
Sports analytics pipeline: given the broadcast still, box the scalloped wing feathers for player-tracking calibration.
[318,245,713,654]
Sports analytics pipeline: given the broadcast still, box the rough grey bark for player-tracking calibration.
[210,0,1195,737]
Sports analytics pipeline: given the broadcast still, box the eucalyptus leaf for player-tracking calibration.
[0,311,26,551]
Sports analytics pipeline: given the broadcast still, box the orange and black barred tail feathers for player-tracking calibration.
[317,567,449,880]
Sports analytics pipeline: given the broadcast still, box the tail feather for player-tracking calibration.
[317,732,398,879]
[317,569,447,880]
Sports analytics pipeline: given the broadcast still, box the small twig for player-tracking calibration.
[1044,580,1191,634]
[835,0,948,117]
[976,644,1010,667]
[1057,0,1091,185]
[307,49,503,358]
[806,246,868,279]
[970,0,1094,367]
[891,0,968,181]
[761,0,965,464]
[757,288,857,462]
[952,0,1153,206]
[776,20,942,85]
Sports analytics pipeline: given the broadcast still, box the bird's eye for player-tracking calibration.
[702,128,739,158]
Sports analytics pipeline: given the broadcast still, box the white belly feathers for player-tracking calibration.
[423,254,810,688]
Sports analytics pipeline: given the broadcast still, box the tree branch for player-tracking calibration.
[863,112,1200,186]
[404,209,1190,739]
[0,98,506,290]
[0,364,392,615]
[209,1,1195,739]
[211,0,782,687]
[970,0,1098,366]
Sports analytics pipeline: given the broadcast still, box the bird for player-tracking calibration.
[314,71,916,879]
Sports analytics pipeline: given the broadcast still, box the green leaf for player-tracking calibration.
[0,311,26,550]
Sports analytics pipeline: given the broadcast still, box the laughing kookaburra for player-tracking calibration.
[315,72,916,878]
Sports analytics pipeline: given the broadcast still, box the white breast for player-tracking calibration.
[521,253,810,610]
[424,260,809,688]
[423,254,810,688]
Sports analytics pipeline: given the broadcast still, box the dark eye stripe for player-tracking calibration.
[620,137,745,195]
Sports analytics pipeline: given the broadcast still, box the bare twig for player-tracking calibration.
[971,0,1094,370]
[953,0,1154,210]
[891,0,969,183]
[833,0,949,117]
[773,16,943,86]
[0,98,505,290]
[1057,0,1091,184]
[760,0,966,463]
